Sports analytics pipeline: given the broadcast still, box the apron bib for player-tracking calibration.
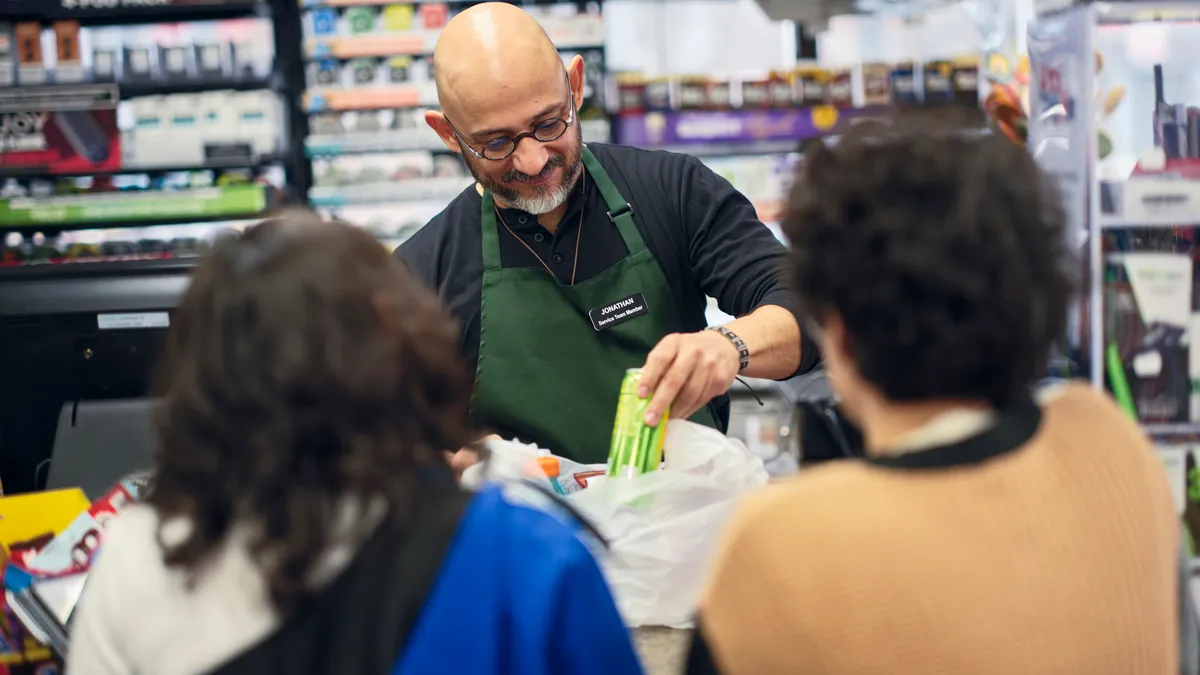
[472,147,718,464]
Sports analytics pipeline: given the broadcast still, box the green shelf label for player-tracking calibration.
[0,185,267,227]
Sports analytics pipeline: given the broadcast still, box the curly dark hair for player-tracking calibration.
[784,116,1076,407]
[144,211,475,613]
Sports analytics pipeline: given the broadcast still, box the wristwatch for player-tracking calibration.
[706,325,750,373]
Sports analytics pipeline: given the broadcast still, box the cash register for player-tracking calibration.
[0,261,187,497]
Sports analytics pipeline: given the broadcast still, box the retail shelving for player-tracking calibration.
[1027,0,1200,559]
[0,0,305,268]
[297,1,611,247]
[1028,0,1200,423]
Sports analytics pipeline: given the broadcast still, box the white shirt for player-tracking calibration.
[68,502,372,675]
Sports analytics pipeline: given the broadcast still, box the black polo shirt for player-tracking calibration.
[396,143,816,429]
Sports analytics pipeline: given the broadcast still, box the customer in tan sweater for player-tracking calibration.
[688,120,1180,674]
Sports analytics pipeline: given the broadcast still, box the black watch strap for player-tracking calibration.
[706,325,750,373]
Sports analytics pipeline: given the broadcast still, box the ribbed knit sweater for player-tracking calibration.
[694,383,1178,675]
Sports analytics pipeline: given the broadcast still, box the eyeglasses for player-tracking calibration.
[445,72,577,161]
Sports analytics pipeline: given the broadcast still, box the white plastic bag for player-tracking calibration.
[461,420,769,628]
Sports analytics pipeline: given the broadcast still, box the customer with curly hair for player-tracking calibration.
[688,120,1179,674]
[67,213,642,675]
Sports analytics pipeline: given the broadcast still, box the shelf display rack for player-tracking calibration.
[298,0,610,249]
[0,0,308,269]
[1027,0,1200,555]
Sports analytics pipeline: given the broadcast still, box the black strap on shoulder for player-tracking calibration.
[210,486,471,675]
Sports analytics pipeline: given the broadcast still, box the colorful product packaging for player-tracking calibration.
[606,368,668,479]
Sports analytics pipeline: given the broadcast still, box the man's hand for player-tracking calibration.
[442,434,502,479]
[638,331,740,426]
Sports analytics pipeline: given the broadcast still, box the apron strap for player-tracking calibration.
[581,146,647,252]
[480,191,503,273]
[479,146,647,273]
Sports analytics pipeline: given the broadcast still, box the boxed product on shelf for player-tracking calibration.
[15,21,44,85]
[0,24,13,87]
[1106,251,1193,423]
[312,151,464,188]
[862,63,892,106]
[7,18,275,86]
[890,62,919,105]
[792,67,831,107]
[0,106,122,174]
[121,90,283,167]
[53,21,83,84]
[318,201,447,249]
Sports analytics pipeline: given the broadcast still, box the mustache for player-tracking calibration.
[503,155,566,184]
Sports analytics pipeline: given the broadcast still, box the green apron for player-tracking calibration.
[472,147,719,464]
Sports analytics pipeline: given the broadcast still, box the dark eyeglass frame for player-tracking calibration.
[444,71,577,161]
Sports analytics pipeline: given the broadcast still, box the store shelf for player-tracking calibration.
[309,176,471,206]
[0,185,270,229]
[0,257,199,280]
[118,75,276,98]
[1099,178,1200,228]
[615,106,888,149]
[305,119,612,156]
[0,84,119,113]
[0,0,266,23]
[303,15,604,59]
[1145,422,1200,437]
[305,83,439,112]
[0,154,288,180]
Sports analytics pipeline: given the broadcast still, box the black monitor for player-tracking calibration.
[0,261,190,494]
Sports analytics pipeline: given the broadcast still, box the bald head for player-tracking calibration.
[432,3,564,120]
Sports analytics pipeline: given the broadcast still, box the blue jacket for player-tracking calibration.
[395,485,643,675]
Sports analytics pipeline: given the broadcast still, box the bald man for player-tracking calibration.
[398,3,818,468]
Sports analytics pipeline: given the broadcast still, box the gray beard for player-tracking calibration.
[504,157,582,214]
[467,131,584,215]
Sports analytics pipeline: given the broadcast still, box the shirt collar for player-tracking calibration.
[866,396,1041,470]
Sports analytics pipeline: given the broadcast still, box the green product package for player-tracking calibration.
[0,185,266,227]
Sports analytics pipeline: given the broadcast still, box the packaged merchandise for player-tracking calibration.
[123,37,155,81]
[53,21,83,84]
[742,76,772,109]
[768,71,794,108]
[309,7,338,36]
[0,24,14,87]
[124,91,282,166]
[793,67,830,106]
[0,103,122,174]
[387,55,413,83]
[14,22,44,85]
[310,58,338,87]
[862,62,892,106]
[890,62,919,105]
[606,369,668,479]
[1107,253,1192,423]
[828,69,853,108]
[344,6,379,35]
[678,77,707,111]
[643,78,672,112]
[617,76,647,115]
[952,58,981,106]
[707,79,732,111]
[381,4,415,32]
[419,3,451,30]
[923,60,956,103]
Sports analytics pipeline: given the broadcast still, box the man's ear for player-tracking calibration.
[566,54,586,110]
[425,110,460,154]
